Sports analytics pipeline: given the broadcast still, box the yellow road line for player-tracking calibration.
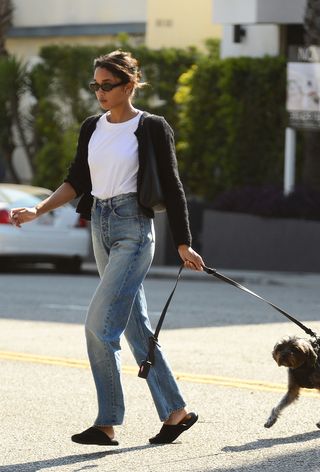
[0,350,318,398]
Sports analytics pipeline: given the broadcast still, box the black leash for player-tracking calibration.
[138,264,318,379]
[202,265,318,339]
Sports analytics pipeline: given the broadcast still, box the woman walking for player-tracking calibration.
[10,50,204,446]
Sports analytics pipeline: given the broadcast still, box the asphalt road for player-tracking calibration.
[1,266,320,471]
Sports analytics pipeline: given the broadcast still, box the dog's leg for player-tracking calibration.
[264,376,300,428]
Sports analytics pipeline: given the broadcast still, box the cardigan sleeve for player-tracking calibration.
[64,117,96,197]
[151,117,192,247]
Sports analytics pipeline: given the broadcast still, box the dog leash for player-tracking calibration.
[202,265,318,339]
[138,263,318,379]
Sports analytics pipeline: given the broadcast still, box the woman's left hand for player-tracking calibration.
[178,245,205,271]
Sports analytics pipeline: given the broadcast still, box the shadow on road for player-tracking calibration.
[222,429,320,452]
[210,440,320,472]
[0,444,159,472]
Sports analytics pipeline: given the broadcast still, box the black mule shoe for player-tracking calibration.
[149,412,198,444]
[71,426,119,446]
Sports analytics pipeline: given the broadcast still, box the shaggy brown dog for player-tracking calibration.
[264,335,320,428]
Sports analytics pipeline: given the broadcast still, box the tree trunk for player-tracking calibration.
[6,156,21,183]
[0,0,13,57]
[11,97,35,173]
[0,0,16,181]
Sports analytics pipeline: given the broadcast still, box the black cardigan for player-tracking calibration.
[64,111,192,247]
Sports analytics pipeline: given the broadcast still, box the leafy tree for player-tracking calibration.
[0,0,14,180]
[35,41,200,128]
[0,56,31,182]
[30,42,201,188]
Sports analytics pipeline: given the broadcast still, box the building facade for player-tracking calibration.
[7,0,147,60]
[146,0,221,50]
[7,0,222,60]
[213,0,307,58]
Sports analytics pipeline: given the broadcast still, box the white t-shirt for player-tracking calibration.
[88,110,143,200]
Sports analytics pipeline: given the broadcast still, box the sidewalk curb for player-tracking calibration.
[82,262,319,287]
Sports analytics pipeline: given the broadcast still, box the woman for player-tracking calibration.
[10,50,205,446]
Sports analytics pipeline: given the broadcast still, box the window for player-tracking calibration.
[155,19,173,27]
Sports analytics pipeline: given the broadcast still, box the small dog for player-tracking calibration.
[264,335,320,428]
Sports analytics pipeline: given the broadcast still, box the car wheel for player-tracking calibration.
[55,257,82,274]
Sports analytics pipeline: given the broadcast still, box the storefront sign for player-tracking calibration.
[287,46,320,129]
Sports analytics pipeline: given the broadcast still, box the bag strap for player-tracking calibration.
[138,265,183,378]
[202,265,317,338]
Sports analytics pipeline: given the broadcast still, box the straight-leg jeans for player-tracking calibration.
[86,193,186,426]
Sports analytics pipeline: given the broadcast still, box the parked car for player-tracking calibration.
[0,184,90,272]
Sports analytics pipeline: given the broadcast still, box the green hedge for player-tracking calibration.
[2,42,289,199]
[29,42,201,189]
[175,56,288,200]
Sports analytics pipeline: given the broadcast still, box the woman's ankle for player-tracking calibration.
[164,408,188,425]
[96,425,115,438]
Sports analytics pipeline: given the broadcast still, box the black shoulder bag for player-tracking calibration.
[138,114,166,213]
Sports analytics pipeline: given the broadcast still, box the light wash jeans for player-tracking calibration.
[86,193,186,426]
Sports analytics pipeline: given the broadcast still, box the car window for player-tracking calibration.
[0,188,41,207]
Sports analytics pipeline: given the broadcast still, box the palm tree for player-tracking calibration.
[0,0,14,180]
[0,0,13,56]
[302,0,320,190]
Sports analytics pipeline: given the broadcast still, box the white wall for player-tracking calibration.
[12,0,146,27]
[220,24,280,58]
[213,0,306,58]
[214,0,258,24]
[214,0,306,24]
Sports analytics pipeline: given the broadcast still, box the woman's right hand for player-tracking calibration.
[9,182,77,228]
[10,207,38,228]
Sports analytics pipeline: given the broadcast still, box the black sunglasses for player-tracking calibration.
[89,81,124,93]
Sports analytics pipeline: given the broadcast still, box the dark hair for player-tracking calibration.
[93,50,145,91]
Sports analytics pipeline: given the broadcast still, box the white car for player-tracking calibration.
[0,184,90,272]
